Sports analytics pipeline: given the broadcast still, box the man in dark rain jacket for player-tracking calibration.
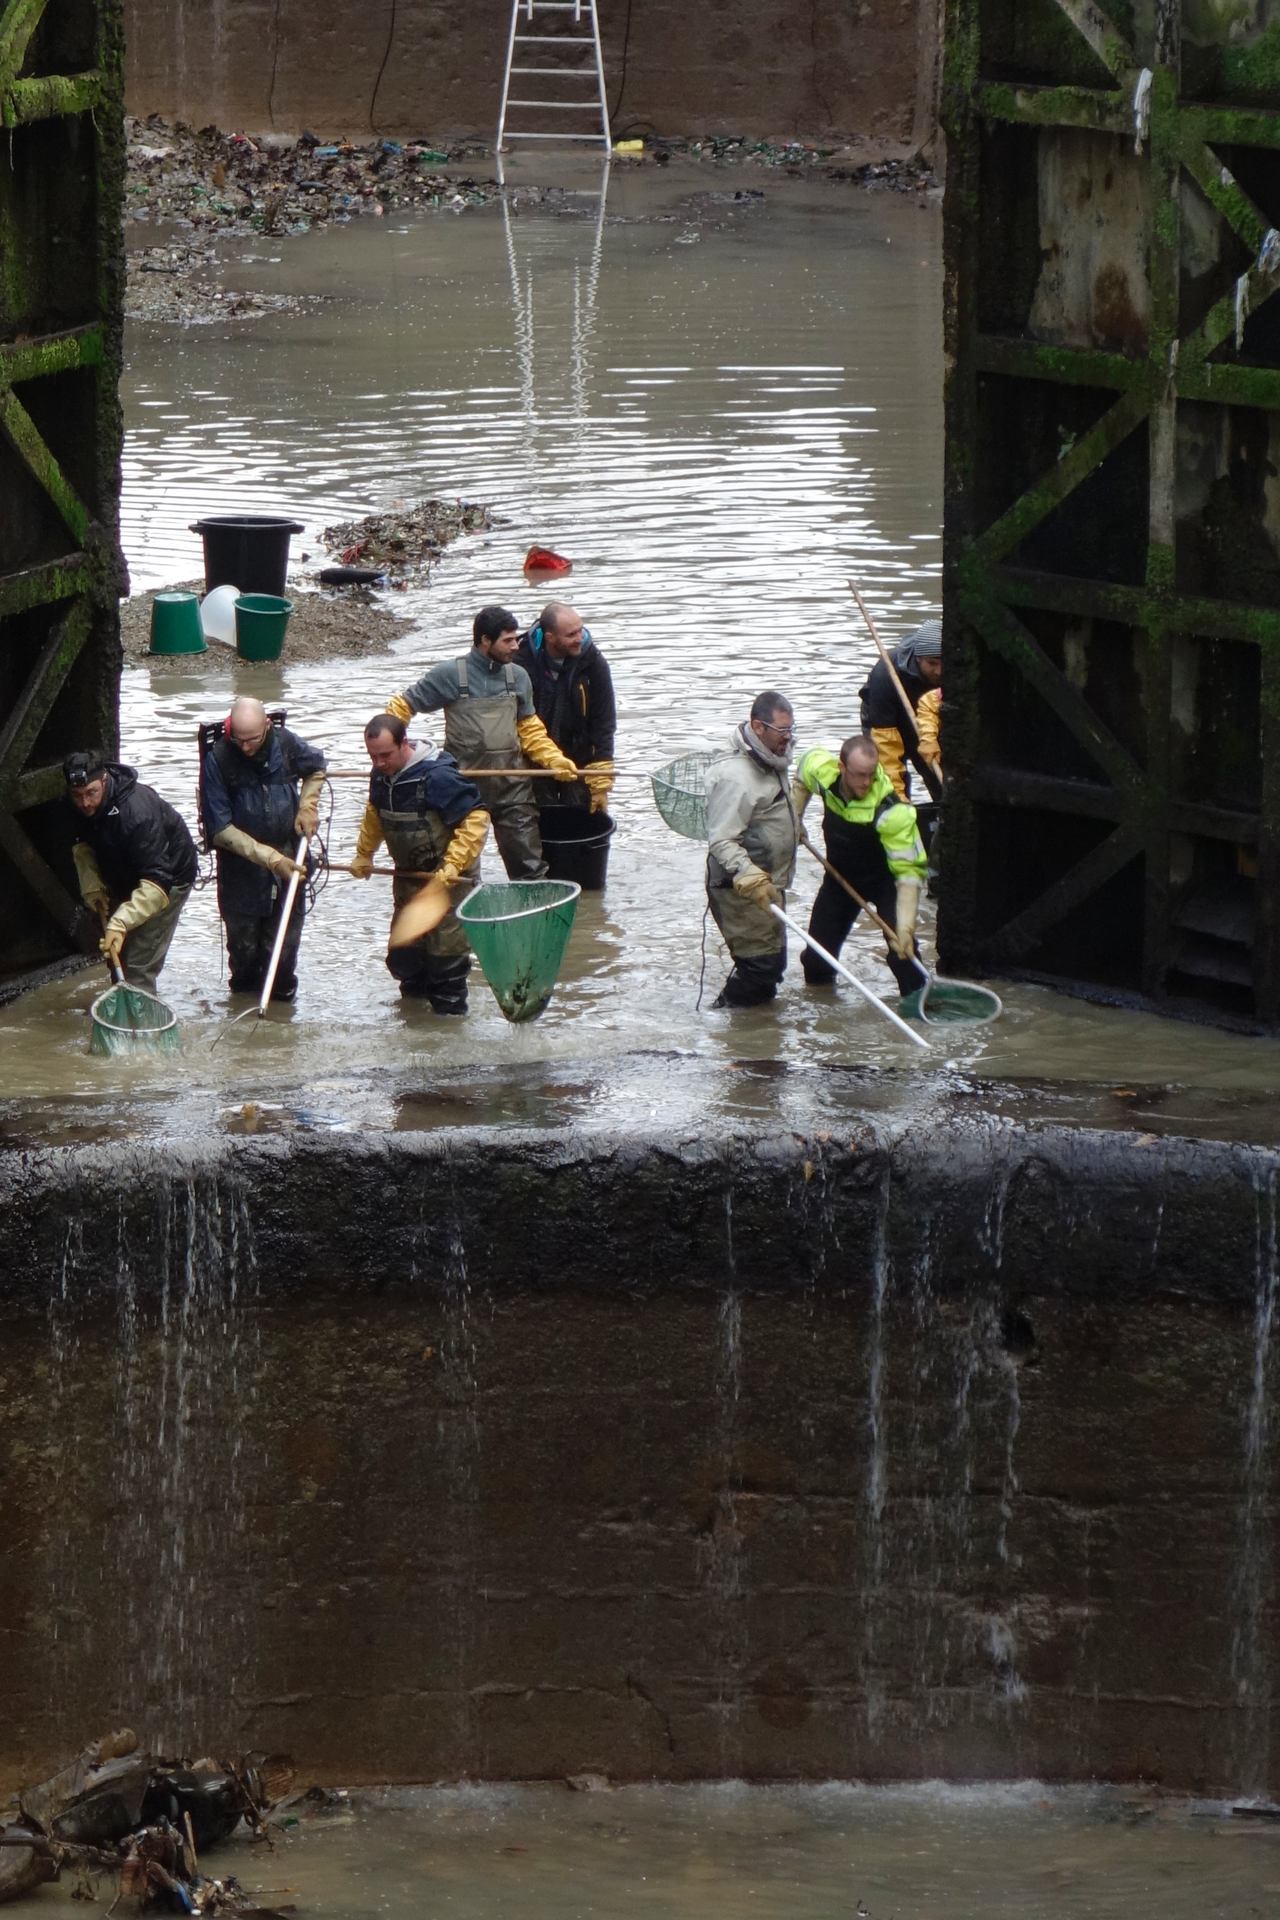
[64,751,197,994]
[857,617,943,802]
[516,602,616,814]
[200,698,327,1000]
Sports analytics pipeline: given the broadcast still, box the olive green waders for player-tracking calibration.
[380,806,478,1012]
[443,659,546,881]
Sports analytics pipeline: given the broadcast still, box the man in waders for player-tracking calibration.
[384,605,579,880]
[201,697,327,1000]
[704,691,799,1008]
[793,734,927,996]
[515,602,616,814]
[350,713,490,1013]
[64,752,197,994]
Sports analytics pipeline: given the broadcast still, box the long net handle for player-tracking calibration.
[257,836,308,1017]
[768,905,928,1051]
[96,903,126,985]
[799,831,928,987]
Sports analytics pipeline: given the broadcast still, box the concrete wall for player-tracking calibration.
[1,1121,1277,1794]
[121,0,938,145]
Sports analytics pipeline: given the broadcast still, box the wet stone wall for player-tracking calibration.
[0,1122,1276,1793]
[120,0,933,145]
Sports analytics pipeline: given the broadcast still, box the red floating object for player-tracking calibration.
[523,544,572,575]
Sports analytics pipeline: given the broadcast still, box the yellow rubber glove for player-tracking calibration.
[385,692,413,724]
[790,779,813,821]
[110,877,169,933]
[100,923,126,970]
[349,852,375,879]
[581,760,615,814]
[353,802,385,872]
[269,849,306,883]
[516,714,579,781]
[436,807,490,887]
[72,843,111,919]
[871,726,908,801]
[893,877,920,958]
[916,688,943,770]
[213,825,290,872]
[733,866,780,912]
[294,770,326,838]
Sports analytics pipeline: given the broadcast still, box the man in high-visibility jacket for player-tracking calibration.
[792,733,927,996]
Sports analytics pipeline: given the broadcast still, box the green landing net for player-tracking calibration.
[651,751,714,841]
[88,982,181,1056]
[899,978,1003,1025]
[457,880,582,1024]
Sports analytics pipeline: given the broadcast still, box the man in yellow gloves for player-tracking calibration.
[792,733,927,997]
[350,713,490,1013]
[857,617,943,802]
[515,602,616,816]
[64,751,197,994]
[199,697,327,1001]
[384,605,578,880]
[704,691,799,1008]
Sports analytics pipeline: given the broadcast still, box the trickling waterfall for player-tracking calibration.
[707,1187,745,1774]
[862,1162,892,1733]
[430,1160,482,1774]
[1230,1160,1278,1797]
[46,1170,259,1753]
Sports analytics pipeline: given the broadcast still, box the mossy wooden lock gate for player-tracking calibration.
[941,0,1280,1027]
[0,0,125,979]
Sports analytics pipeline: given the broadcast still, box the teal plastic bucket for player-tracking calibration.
[457,879,581,1023]
[149,592,207,656]
[234,593,293,662]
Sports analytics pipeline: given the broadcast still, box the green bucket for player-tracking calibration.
[457,879,581,1023]
[149,591,207,656]
[234,593,293,662]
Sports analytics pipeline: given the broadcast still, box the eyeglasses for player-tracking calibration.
[763,721,795,743]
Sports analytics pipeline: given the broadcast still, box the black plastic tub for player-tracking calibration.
[538,805,615,890]
[191,515,305,596]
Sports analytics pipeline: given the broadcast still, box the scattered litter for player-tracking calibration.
[1,1730,295,1915]
[565,1773,612,1793]
[321,498,495,579]
[523,545,572,575]
[126,116,503,240]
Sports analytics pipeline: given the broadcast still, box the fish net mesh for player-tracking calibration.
[89,983,181,1056]
[651,751,715,841]
[901,980,1003,1025]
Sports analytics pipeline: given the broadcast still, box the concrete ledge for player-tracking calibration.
[0,1121,1275,1793]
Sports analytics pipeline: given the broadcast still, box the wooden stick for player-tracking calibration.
[848,581,919,734]
[322,767,647,780]
[799,829,927,984]
[325,863,436,879]
[848,581,944,805]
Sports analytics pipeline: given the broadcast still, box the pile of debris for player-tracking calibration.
[321,497,495,578]
[1,1729,295,1915]
[127,117,500,239]
[125,243,312,325]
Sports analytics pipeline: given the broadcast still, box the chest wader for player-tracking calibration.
[444,658,547,881]
[380,804,477,1014]
[706,766,795,1008]
[803,791,917,995]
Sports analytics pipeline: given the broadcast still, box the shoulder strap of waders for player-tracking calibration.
[455,656,470,701]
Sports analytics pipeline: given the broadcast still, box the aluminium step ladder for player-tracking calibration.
[496,0,611,157]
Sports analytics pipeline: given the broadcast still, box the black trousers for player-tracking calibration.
[802,873,921,996]
[225,892,306,999]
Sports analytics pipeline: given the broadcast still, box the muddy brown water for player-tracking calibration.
[6,159,1279,1118]
[32,1783,1280,1919]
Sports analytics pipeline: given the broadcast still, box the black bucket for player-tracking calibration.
[538,805,615,890]
[190,515,305,596]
